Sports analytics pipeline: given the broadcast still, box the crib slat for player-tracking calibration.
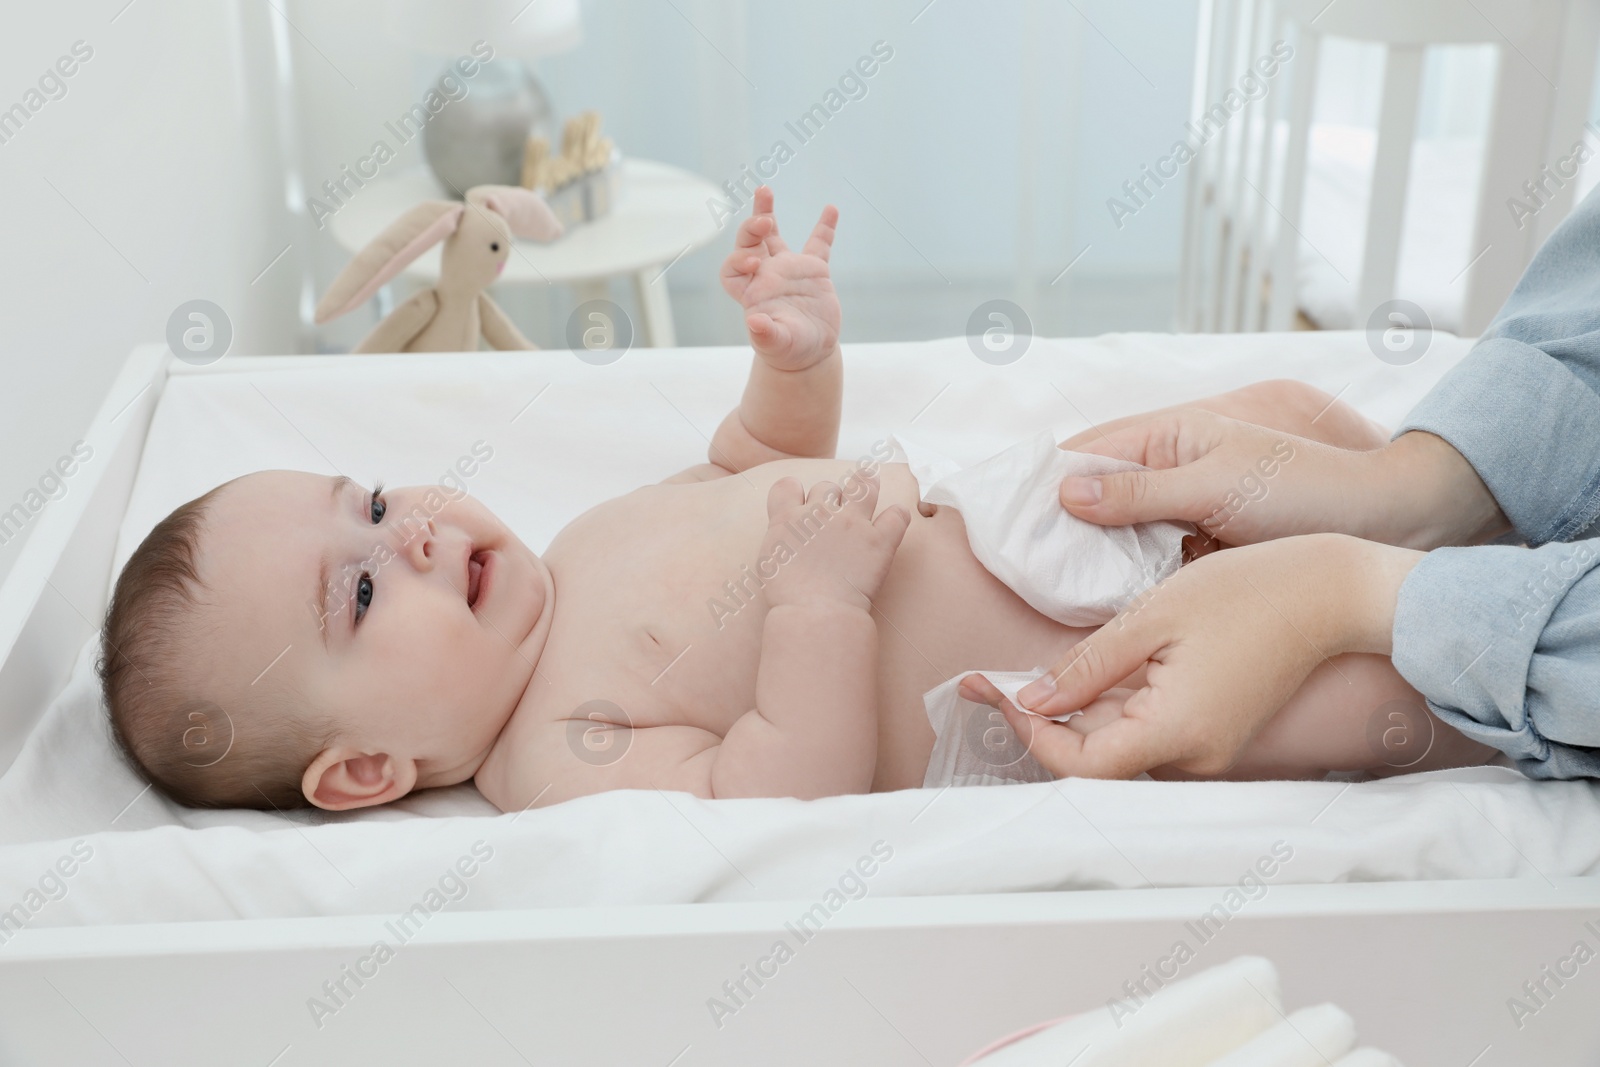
[1216,0,1267,329]
[1195,0,1243,332]
[1176,0,1221,330]
[1241,4,1287,331]
[1532,0,1600,249]
[1218,0,1267,332]
[1266,21,1317,331]
[1464,3,1563,334]
[1356,45,1423,327]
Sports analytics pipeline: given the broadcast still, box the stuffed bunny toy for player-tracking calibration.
[315,184,563,353]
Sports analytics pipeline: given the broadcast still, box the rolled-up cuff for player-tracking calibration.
[1397,337,1600,546]
[1392,543,1600,779]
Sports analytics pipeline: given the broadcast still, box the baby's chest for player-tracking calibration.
[533,497,773,734]
[531,461,949,732]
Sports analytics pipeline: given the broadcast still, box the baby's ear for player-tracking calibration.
[302,747,416,811]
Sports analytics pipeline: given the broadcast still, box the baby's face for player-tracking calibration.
[195,471,554,794]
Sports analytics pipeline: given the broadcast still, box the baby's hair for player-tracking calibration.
[96,480,332,810]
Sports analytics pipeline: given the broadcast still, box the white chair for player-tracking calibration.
[1178,0,1599,336]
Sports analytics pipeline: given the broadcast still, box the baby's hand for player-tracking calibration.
[720,186,841,372]
[759,470,909,615]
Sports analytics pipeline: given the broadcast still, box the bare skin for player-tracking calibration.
[196,187,1491,814]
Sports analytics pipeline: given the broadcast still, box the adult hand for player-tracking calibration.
[1059,409,1506,551]
[964,534,1424,779]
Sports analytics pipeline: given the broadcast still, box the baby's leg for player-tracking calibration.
[1209,654,1499,780]
[1188,379,1389,452]
[1065,379,1388,454]
[1040,653,1495,781]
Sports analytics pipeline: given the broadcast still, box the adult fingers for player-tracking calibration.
[1058,418,1167,460]
[1059,464,1222,529]
[1060,405,1234,464]
[958,672,1005,706]
[1017,622,1161,718]
[1058,413,1219,526]
[1006,705,1184,780]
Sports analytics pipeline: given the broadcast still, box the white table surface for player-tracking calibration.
[326,158,725,287]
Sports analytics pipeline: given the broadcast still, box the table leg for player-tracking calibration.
[572,278,609,306]
[632,268,677,348]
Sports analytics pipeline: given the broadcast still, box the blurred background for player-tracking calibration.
[3,0,1600,588]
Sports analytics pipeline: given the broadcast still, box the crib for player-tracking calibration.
[1,335,1597,1064]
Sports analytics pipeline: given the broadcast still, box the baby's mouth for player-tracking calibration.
[467,551,486,610]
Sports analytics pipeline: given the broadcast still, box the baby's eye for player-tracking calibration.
[370,485,386,524]
[490,241,501,252]
[355,573,374,624]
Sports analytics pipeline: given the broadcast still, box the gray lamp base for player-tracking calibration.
[422,59,553,195]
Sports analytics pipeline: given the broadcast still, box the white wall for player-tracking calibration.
[0,0,300,587]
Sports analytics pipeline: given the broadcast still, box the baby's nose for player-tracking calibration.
[395,516,437,570]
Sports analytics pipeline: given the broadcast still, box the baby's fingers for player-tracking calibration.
[841,466,881,515]
[746,312,789,349]
[802,205,839,262]
[735,214,775,252]
[750,186,789,253]
[765,476,804,522]
[872,503,910,551]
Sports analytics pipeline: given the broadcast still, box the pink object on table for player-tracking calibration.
[957,1014,1078,1065]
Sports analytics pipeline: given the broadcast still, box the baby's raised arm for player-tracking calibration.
[674,187,844,479]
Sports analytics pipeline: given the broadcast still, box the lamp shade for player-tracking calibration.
[381,0,582,60]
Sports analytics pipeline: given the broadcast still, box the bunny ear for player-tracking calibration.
[467,184,564,241]
[314,201,465,323]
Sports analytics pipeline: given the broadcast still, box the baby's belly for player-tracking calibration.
[554,456,1092,793]
[695,455,1093,791]
[866,492,1093,791]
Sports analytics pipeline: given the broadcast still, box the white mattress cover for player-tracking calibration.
[5,331,1598,927]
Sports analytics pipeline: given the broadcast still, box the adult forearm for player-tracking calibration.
[1314,533,1426,655]
[1355,431,1510,550]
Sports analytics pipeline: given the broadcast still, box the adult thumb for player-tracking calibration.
[1059,466,1210,527]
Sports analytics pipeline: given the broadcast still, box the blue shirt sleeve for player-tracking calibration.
[1392,541,1600,778]
[1391,185,1600,777]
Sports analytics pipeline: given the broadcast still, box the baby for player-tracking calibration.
[97,187,1493,814]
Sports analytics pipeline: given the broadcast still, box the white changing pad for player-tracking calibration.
[6,330,1600,926]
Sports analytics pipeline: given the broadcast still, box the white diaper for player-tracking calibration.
[919,669,1072,788]
[884,431,1191,788]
